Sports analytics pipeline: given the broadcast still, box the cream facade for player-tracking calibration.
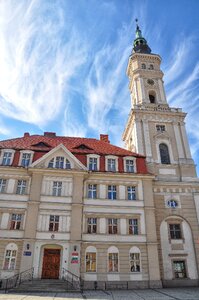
[0,23,199,290]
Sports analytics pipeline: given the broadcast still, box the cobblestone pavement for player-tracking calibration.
[0,288,199,300]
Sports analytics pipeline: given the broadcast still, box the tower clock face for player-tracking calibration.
[147,79,155,85]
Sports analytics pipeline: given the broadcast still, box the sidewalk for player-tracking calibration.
[0,287,199,300]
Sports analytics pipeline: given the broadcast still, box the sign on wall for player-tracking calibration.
[71,252,79,264]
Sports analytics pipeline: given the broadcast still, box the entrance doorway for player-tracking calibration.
[42,248,61,279]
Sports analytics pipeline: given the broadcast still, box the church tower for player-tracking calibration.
[123,21,196,180]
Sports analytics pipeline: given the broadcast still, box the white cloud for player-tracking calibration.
[0,0,87,127]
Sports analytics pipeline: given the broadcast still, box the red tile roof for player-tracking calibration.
[0,134,144,157]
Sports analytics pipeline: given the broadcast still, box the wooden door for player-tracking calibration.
[42,249,61,279]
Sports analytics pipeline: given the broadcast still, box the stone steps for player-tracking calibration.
[9,279,80,293]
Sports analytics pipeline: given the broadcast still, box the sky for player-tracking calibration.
[0,0,199,172]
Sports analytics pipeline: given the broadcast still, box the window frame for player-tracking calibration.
[123,157,136,173]
[16,180,27,195]
[108,218,118,234]
[169,223,182,240]
[0,149,15,166]
[0,178,7,193]
[49,215,59,232]
[105,155,118,172]
[48,156,71,169]
[87,184,97,199]
[156,124,166,133]
[86,252,97,273]
[87,217,97,234]
[10,214,22,230]
[3,243,18,270]
[129,218,139,235]
[127,186,136,200]
[19,150,34,167]
[87,154,100,171]
[172,260,187,279]
[159,143,171,164]
[107,185,117,200]
[52,181,62,197]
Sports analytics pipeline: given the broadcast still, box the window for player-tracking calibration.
[21,153,31,167]
[129,219,138,235]
[16,180,27,195]
[87,218,97,234]
[108,185,117,200]
[127,186,136,200]
[107,159,116,172]
[108,218,118,234]
[130,253,140,272]
[156,125,166,132]
[89,157,97,171]
[173,261,187,278]
[149,94,155,103]
[169,224,182,239]
[52,181,62,196]
[55,156,64,168]
[108,253,118,272]
[159,143,170,164]
[149,64,154,70]
[4,249,17,270]
[49,215,59,231]
[10,214,22,230]
[141,63,146,69]
[126,159,135,173]
[2,152,12,166]
[86,252,96,272]
[88,184,97,199]
[48,157,71,169]
[0,179,6,193]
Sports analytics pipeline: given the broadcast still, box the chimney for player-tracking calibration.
[100,134,110,143]
[44,132,56,137]
[24,132,30,137]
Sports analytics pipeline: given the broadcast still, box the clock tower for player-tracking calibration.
[123,22,196,180]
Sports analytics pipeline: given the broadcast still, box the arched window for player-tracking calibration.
[159,143,170,164]
[48,157,71,169]
[108,246,119,272]
[149,91,156,103]
[3,243,18,270]
[85,246,97,273]
[141,63,146,69]
[149,64,154,70]
[129,246,141,273]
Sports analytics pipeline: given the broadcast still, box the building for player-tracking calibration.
[0,23,199,289]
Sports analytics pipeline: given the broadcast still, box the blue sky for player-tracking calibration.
[0,0,199,172]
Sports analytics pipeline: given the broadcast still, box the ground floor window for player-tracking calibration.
[86,252,96,272]
[173,261,187,278]
[4,249,17,270]
[130,253,140,272]
[108,253,118,272]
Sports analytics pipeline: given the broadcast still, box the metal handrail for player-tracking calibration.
[62,268,83,291]
[0,267,34,293]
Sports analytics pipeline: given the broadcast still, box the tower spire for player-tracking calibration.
[133,19,151,54]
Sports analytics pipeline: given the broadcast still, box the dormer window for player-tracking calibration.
[48,156,71,169]
[2,152,12,166]
[21,153,31,167]
[124,157,136,173]
[89,157,97,171]
[87,155,99,171]
[108,159,116,172]
[0,150,15,166]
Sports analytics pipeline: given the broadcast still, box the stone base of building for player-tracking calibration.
[82,280,162,290]
[162,279,199,287]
